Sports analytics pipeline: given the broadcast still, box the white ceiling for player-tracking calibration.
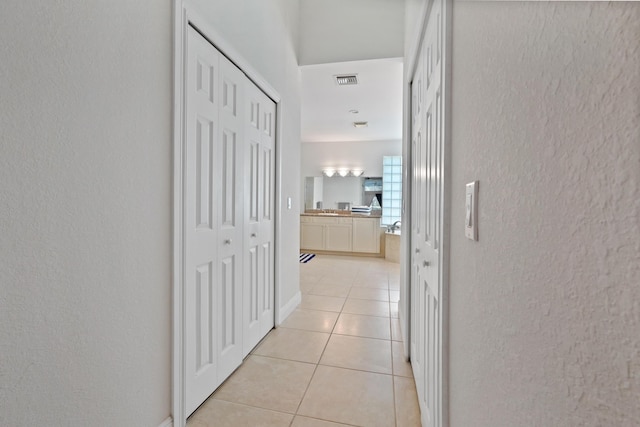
[300,57,404,143]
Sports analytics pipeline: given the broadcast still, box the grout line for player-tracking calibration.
[291,301,340,418]
[392,374,399,427]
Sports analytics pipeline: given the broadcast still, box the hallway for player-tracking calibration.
[188,255,420,426]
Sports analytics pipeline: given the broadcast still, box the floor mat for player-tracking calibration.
[299,253,316,263]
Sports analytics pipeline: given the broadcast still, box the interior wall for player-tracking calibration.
[300,139,401,211]
[298,0,404,65]
[0,0,301,425]
[189,0,302,313]
[403,0,427,64]
[0,1,172,425]
[301,139,402,177]
[449,2,640,426]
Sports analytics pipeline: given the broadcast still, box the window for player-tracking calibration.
[382,156,402,226]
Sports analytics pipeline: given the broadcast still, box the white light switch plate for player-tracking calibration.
[465,181,478,241]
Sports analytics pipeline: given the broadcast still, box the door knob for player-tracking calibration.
[224,239,232,245]
[415,248,420,254]
[251,233,257,237]
[423,261,430,267]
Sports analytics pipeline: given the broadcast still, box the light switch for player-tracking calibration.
[465,181,478,241]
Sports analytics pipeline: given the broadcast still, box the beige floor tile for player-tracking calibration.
[213,355,315,414]
[300,282,315,294]
[291,416,352,426]
[189,254,416,426]
[308,283,351,298]
[319,334,392,374]
[298,365,395,427]
[394,376,422,427]
[299,295,346,312]
[252,328,330,364]
[392,340,413,377]
[352,276,389,290]
[391,317,403,341]
[187,399,293,427]
[348,287,389,301]
[279,309,339,333]
[333,313,390,340]
[301,274,323,286]
[342,298,390,317]
[320,275,356,287]
[390,302,399,318]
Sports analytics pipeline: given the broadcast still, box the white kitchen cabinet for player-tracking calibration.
[301,220,324,250]
[325,218,353,252]
[300,215,380,254]
[352,217,381,253]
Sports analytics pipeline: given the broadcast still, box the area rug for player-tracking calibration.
[299,253,316,263]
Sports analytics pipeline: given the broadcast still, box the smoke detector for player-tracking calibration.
[334,74,358,86]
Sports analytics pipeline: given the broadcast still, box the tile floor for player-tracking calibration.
[188,255,421,427]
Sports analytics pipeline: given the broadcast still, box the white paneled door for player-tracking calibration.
[410,0,448,426]
[215,45,245,387]
[184,25,275,416]
[184,27,221,415]
[243,82,276,356]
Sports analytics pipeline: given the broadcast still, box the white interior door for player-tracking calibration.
[184,25,277,416]
[243,83,276,355]
[215,48,245,384]
[410,44,426,407]
[410,0,447,426]
[184,26,222,415]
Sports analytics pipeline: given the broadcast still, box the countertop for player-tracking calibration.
[301,210,382,218]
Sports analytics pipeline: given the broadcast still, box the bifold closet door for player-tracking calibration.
[184,25,276,416]
[243,83,276,356]
[184,26,244,416]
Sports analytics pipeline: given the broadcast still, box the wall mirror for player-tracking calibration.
[304,176,383,211]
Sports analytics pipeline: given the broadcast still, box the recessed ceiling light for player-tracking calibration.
[353,121,368,128]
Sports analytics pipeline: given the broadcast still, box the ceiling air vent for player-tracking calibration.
[335,74,358,86]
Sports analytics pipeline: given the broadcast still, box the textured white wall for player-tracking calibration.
[449,2,640,426]
[187,0,303,313]
[0,1,172,425]
[0,0,301,424]
[298,0,405,65]
[301,139,402,177]
[404,0,427,64]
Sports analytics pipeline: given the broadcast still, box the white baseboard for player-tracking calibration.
[277,291,301,325]
[158,416,173,427]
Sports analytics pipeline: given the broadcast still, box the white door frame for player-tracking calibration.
[401,0,452,426]
[172,1,283,425]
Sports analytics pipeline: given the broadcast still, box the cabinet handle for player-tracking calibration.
[423,261,430,267]
[224,239,232,245]
[251,233,257,237]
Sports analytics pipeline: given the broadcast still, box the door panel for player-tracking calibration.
[185,26,220,416]
[410,42,425,405]
[216,54,245,383]
[410,0,447,426]
[184,23,277,418]
[243,83,276,355]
